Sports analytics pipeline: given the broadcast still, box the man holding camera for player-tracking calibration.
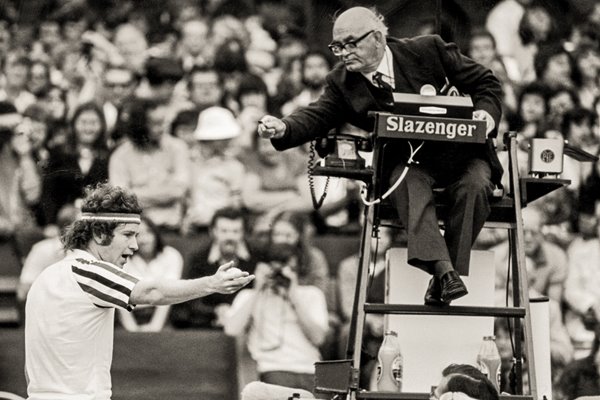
[224,243,328,393]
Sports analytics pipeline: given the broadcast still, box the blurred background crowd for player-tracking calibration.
[0,0,599,398]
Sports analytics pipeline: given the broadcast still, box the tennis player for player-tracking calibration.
[24,183,254,399]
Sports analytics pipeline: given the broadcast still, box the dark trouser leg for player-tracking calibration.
[389,163,450,275]
[443,158,494,275]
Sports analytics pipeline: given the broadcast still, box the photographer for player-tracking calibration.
[224,242,328,393]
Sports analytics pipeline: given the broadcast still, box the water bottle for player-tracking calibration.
[376,330,403,391]
[476,335,502,392]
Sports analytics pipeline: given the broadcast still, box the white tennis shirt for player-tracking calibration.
[25,249,139,400]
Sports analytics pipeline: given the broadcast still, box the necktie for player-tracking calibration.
[373,72,393,92]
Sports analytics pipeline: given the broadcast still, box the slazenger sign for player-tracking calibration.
[375,113,486,144]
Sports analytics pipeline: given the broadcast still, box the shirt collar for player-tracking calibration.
[363,45,395,87]
[207,241,250,264]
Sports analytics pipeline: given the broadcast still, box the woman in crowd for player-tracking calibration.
[118,216,184,332]
[41,102,109,225]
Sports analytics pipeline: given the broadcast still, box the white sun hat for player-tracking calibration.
[194,106,241,141]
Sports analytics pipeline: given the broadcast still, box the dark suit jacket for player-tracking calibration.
[273,34,504,184]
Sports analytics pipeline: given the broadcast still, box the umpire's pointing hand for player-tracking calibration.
[257,115,286,139]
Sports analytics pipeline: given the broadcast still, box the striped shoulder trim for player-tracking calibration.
[77,281,133,311]
[72,265,134,297]
[75,258,138,284]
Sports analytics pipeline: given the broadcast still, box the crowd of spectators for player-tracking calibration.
[1,0,599,398]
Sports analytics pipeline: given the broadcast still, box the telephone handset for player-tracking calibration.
[307,126,373,209]
[314,127,372,169]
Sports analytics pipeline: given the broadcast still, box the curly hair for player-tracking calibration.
[62,183,142,251]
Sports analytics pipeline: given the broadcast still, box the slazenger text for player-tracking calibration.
[385,115,477,140]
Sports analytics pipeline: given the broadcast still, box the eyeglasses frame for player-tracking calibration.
[328,30,376,56]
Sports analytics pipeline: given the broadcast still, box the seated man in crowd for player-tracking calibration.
[172,207,257,329]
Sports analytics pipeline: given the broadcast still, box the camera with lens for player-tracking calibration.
[261,243,298,289]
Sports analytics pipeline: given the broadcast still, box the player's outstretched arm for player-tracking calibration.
[130,261,255,306]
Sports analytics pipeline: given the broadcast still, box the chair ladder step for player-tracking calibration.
[364,303,526,318]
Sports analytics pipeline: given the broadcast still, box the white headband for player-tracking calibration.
[79,212,141,224]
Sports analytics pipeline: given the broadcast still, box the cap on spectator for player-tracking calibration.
[194,106,240,140]
[145,57,184,85]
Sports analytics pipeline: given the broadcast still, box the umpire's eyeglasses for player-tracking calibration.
[328,30,375,56]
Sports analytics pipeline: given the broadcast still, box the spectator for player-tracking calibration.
[169,107,199,147]
[492,206,568,303]
[214,38,249,114]
[269,211,329,300]
[532,187,577,249]
[172,207,257,329]
[101,65,138,145]
[467,28,518,112]
[515,1,559,83]
[579,156,600,223]
[534,44,578,90]
[21,103,51,168]
[0,101,42,255]
[109,99,190,232]
[236,73,270,114]
[177,18,210,72]
[137,56,187,125]
[573,43,600,110]
[500,82,550,190]
[224,242,328,394]
[280,50,332,116]
[485,0,530,79]
[16,204,79,306]
[187,65,224,111]
[28,60,51,99]
[491,206,573,377]
[546,85,579,132]
[0,53,35,112]
[564,213,600,347]
[240,130,311,227]
[113,23,148,74]
[183,106,245,233]
[487,0,556,84]
[233,73,271,151]
[41,102,109,226]
[40,85,69,150]
[556,328,600,400]
[117,216,184,332]
[561,108,599,194]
